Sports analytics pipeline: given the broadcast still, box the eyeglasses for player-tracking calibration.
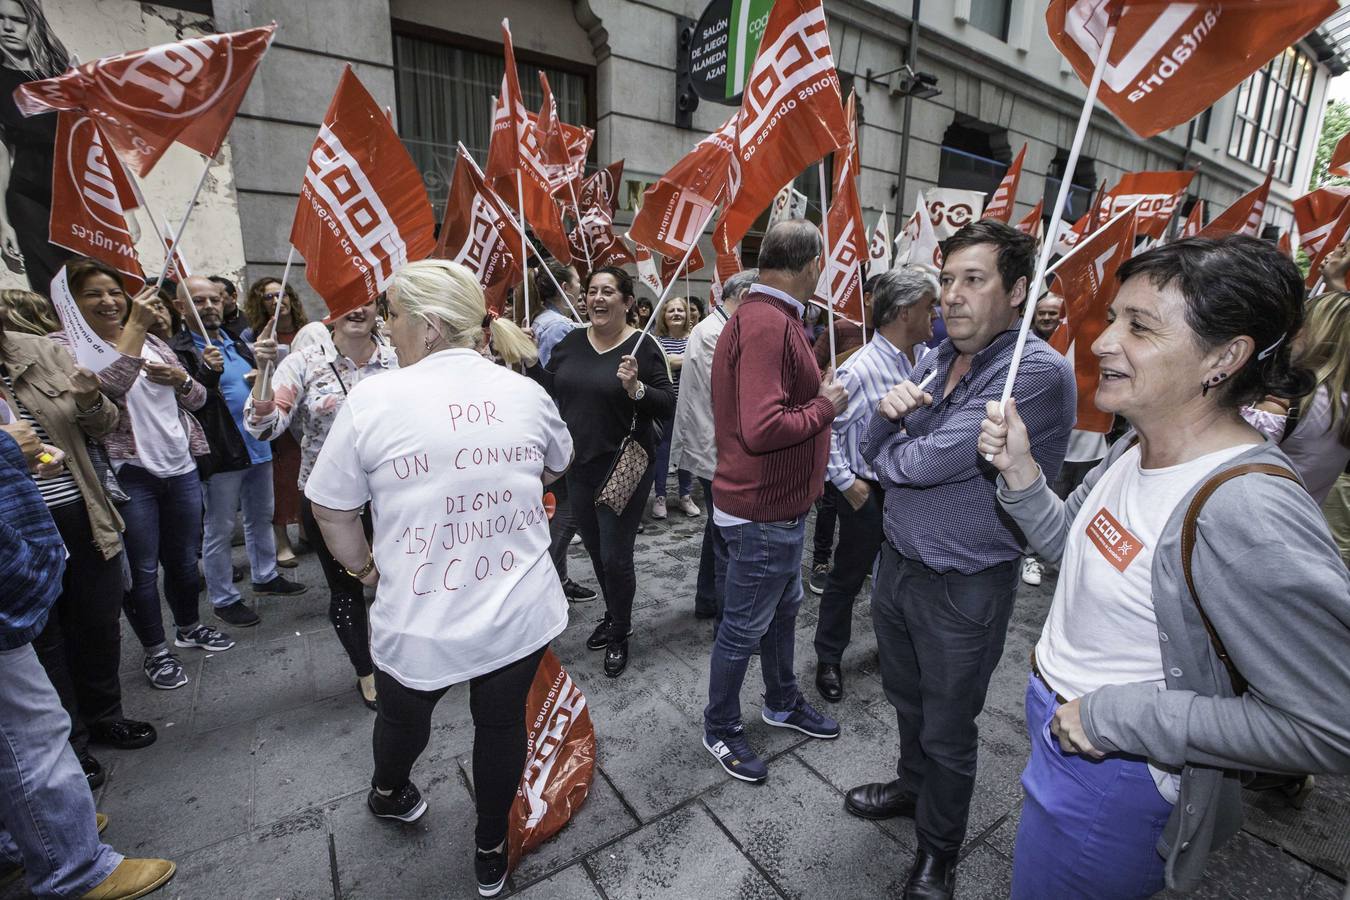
[264,291,284,300]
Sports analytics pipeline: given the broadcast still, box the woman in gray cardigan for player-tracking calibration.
[979,236,1350,898]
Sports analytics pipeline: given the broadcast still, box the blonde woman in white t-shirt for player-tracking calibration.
[979,237,1350,898]
[304,260,573,898]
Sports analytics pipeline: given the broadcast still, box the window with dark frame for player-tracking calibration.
[969,0,1012,41]
[1226,47,1313,183]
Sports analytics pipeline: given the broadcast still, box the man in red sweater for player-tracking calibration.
[703,220,848,783]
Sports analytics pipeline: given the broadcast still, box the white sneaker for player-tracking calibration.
[652,496,668,519]
[1021,557,1044,586]
[678,495,701,517]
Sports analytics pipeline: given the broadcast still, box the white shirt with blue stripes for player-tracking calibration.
[826,332,917,491]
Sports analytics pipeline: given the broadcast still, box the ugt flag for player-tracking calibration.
[291,66,436,319]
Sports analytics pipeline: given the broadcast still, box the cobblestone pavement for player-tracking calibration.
[5,498,1347,899]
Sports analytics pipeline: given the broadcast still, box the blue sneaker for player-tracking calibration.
[762,696,841,739]
[703,728,768,783]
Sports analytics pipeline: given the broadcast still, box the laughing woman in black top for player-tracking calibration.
[539,266,674,677]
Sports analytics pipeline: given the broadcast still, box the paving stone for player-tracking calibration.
[159,808,332,900]
[1303,872,1350,899]
[252,693,373,826]
[1242,775,1350,877]
[952,843,1015,899]
[587,804,779,899]
[511,864,604,899]
[1159,831,1323,900]
[307,630,366,703]
[192,635,316,733]
[704,752,910,898]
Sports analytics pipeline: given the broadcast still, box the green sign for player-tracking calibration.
[689,0,775,105]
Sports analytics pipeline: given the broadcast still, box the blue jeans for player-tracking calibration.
[653,419,693,499]
[119,465,204,648]
[1011,674,1172,899]
[704,517,806,736]
[0,644,121,897]
[203,462,278,607]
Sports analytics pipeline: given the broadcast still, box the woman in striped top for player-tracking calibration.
[652,297,699,519]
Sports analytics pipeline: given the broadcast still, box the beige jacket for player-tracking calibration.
[0,332,124,560]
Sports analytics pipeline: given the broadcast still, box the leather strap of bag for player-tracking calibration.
[1180,463,1299,695]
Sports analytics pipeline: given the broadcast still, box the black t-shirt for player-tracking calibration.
[544,329,675,466]
[0,65,57,202]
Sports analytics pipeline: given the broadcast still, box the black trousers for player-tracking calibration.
[813,482,884,665]
[371,645,547,849]
[547,473,577,581]
[300,497,374,678]
[811,489,838,568]
[693,477,720,618]
[567,455,655,636]
[33,499,125,753]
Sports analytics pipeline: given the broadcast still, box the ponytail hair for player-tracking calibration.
[389,259,539,367]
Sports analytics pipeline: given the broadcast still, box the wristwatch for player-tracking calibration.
[176,376,194,396]
[343,554,376,580]
[634,381,646,401]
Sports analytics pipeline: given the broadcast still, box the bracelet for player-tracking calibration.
[343,554,376,580]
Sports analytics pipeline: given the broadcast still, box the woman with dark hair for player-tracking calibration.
[52,258,235,695]
[240,277,308,343]
[0,0,70,287]
[534,266,674,676]
[979,236,1350,898]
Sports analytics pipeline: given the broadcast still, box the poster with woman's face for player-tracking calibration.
[0,0,247,295]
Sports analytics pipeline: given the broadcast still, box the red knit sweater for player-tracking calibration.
[711,291,836,521]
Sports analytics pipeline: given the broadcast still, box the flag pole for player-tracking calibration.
[818,161,837,367]
[157,153,213,286]
[639,189,725,345]
[989,14,1118,458]
[259,245,297,385]
[515,170,531,327]
[522,238,584,321]
[566,180,593,272]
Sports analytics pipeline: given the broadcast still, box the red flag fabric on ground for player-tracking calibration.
[507,650,595,870]
[1016,199,1045,240]
[1330,131,1350,178]
[16,24,275,177]
[1047,1,1336,138]
[435,146,523,315]
[717,0,849,247]
[1179,200,1205,238]
[1295,186,1350,288]
[1050,206,1138,433]
[291,66,436,319]
[982,144,1026,223]
[1198,172,1271,239]
[629,116,736,260]
[50,112,144,291]
[1105,170,1194,240]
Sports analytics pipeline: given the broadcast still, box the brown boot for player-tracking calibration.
[80,858,176,899]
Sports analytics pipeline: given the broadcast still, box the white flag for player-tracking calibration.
[923,187,985,240]
[766,183,808,230]
[49,267,120,373]
[868,210,892,274]
[904,197,943,273]
[633,243,663,296]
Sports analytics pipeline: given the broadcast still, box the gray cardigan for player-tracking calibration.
[998,434,1350,892]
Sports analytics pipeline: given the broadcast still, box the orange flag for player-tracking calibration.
[1015,199,1045,240]
[710,246,743,308]
[818,90,866,321]
[1105,170,1194,240]
[484,19,571,263]
[1277,231,1292,257]
[1047,1,1336,138]
[580,161,624,217]
[534,73,593,201]
[16,25,275,177]
[1198,172,1271,239]
[291,66,436,319]
[1050,206,1138,433]
[982,144,1026,223]
[661,245,706,287]
[435,145,523,315]
[628,116,736,260]
[716,0,849,248]
[1179,200,1205,238]
[49,112,144,292]
[1295,186,1350,288]
[1329,131,1350,178]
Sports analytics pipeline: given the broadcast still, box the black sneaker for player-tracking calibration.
[144,651,188,689]
[88,718,157,750]
[367,781,428,823]
[562,579,597,603]
[474,846,509,897]
[79,750,106,789]
[252,575,307,596]
[807,563,829,595]
[603,639,629,677]
[585,617,633,651]
[174,624,236,651]
[214,601,261,627]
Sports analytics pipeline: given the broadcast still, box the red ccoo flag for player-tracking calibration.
[982,144,1026,223]
[50,112,144,291]
[817,90,866,322]
[629,115,737,261]
[1049,205,1138,433]
[1198,172,1271,239]
[1329,131,1350,178]
[661,245,706,287]
[1295,186,1350,288]
[717,0,849,248]
[291,66,436,319]
[1104,170,1194,240]
[1016,199,1045,240]
[534,73,593,200]
[1179,200,1205,238]
[435,145,523,315]
[1047,1,1336,138]
[1278,231,1292,258]
[16,24,275,177]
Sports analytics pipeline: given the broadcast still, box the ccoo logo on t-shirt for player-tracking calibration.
[1086,507,1143,573]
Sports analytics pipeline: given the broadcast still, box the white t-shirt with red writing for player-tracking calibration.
[1036,442,1250,801]
[305,348,574,690]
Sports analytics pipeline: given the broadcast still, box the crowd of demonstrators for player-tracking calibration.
[651,295,699,519]
[702,220,848,783]
[851,221,1076,898]
[0,429,177,900]
[305,260,571,896]
[671,269,757,621]
[813,267,938,702]
[246,297,398,709]
[174,276,306,631]
[531,266,674,678]
[981,236,1350,898]
[241,276,310,566]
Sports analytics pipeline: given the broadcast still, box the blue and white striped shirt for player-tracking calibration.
[826,332,915,491]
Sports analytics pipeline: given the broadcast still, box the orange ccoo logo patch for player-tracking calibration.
[1086,507,1143,573]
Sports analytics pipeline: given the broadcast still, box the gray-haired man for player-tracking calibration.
[814,268,939,702]
[672,269,758,620]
